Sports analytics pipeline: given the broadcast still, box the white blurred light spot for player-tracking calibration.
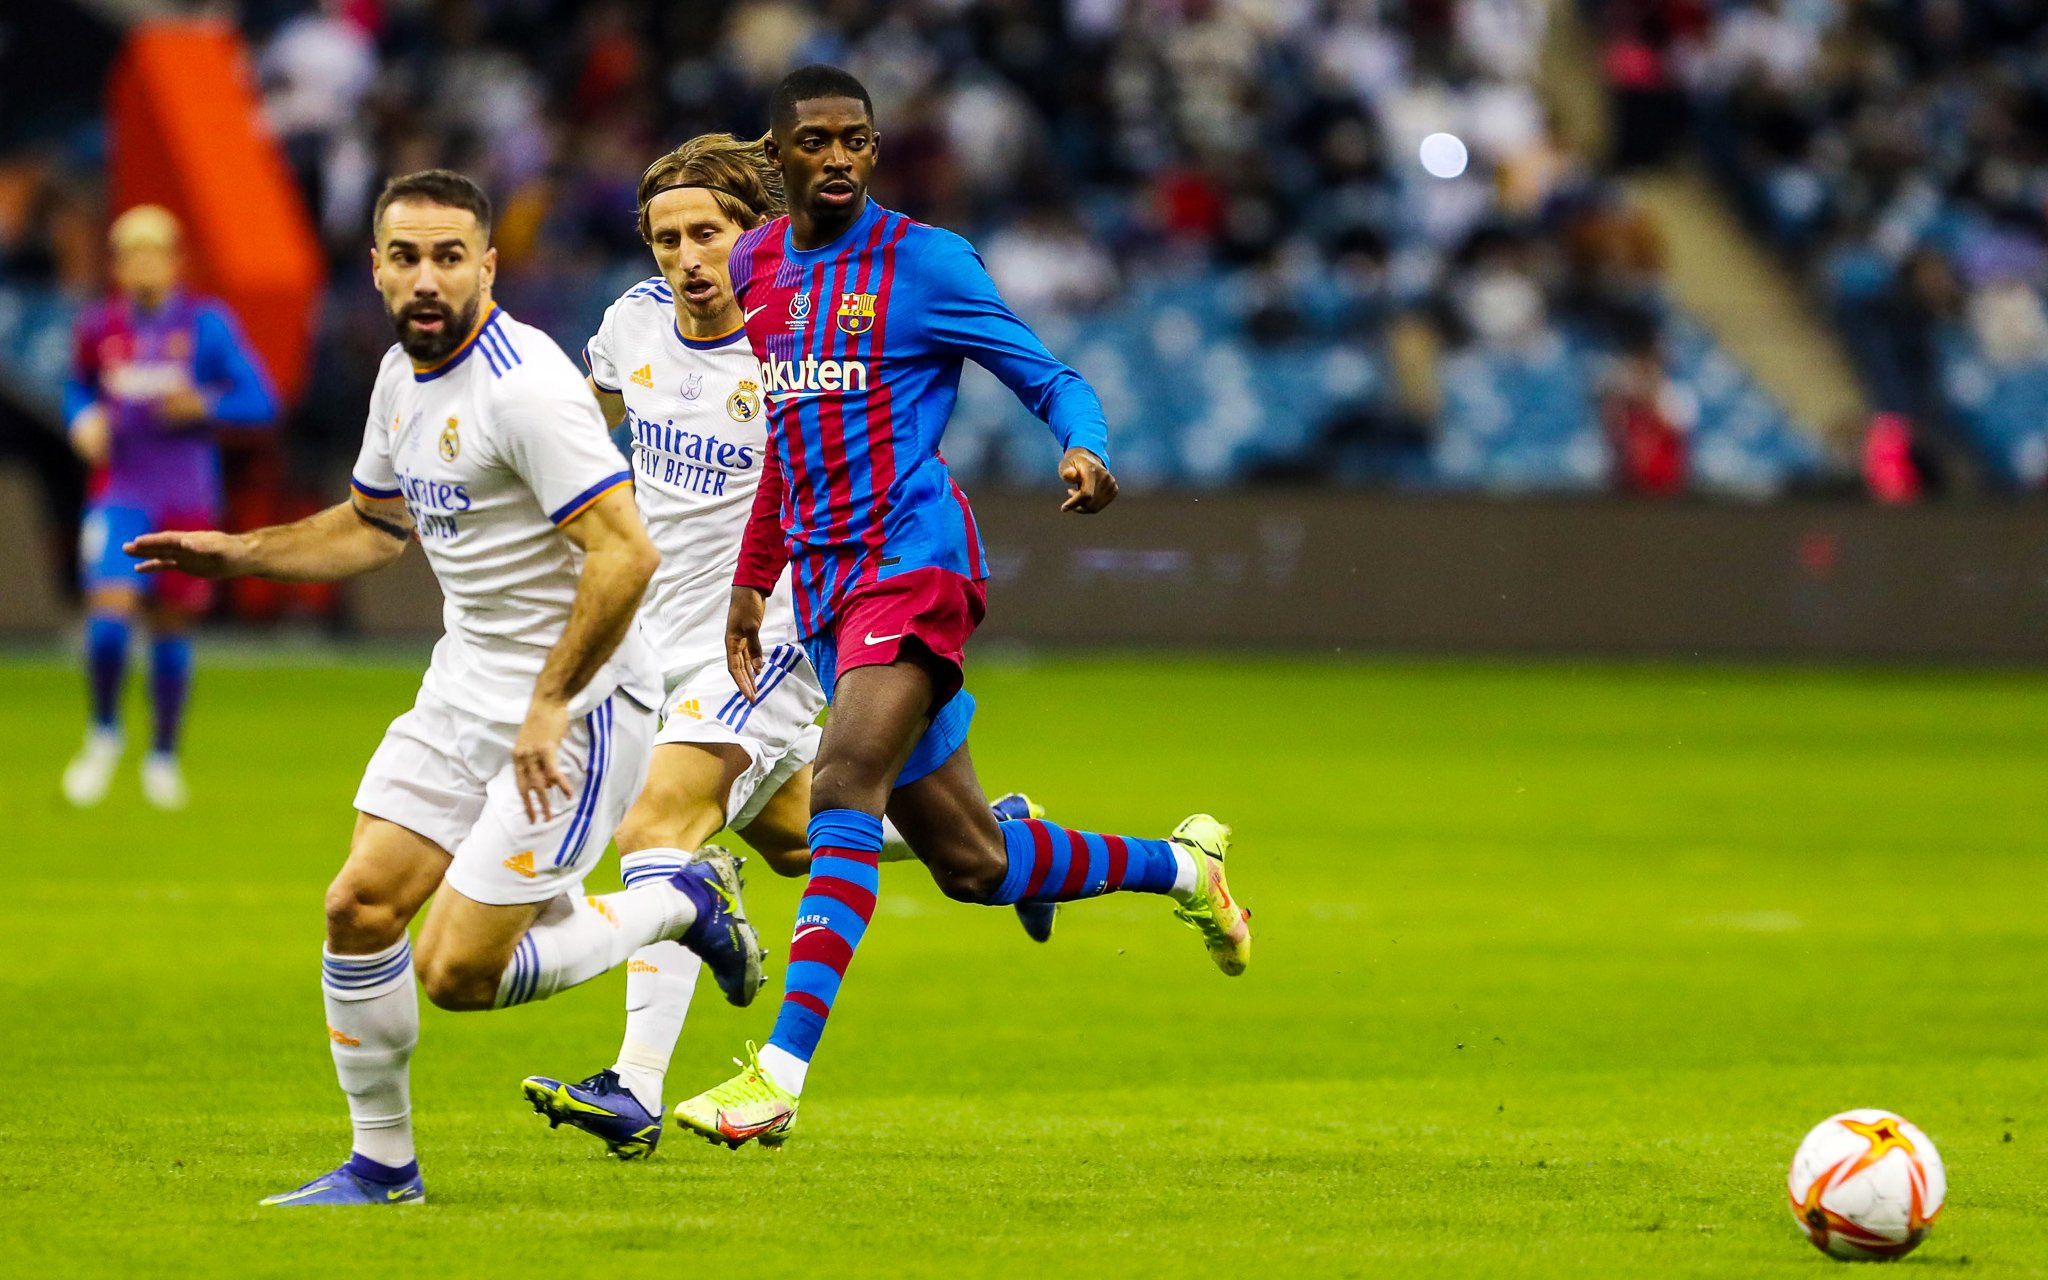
[1418,132,1468,179]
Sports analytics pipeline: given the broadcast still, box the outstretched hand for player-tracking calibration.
[1059,447,1117,513]
[725,586,769,702]
[124,529,250,579]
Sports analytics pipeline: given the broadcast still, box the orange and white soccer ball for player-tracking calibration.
[1787,1109,1946,1260]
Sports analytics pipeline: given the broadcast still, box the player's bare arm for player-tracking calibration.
[514,487,658,823]
[586,376,627,428]
[125,492,411,582]
[1060,447,1117,513]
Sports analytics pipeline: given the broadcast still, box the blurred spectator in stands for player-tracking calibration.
[1601,310,1692,496]
[259,0,377,248]
[1448,227,1552,352]
[1557,184,1666,341]
[1600,0,1708,167]
[984,202,1118,316]
[1862,412,1924,503]
[0,158,99,290]
[1967,277,2048,368]
[1706,0,1821,97]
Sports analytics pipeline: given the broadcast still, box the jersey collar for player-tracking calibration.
[672,318,747,351]
[411,302,497,381]
[782,197,884,261]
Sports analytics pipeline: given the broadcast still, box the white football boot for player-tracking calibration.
[141,752,189,810]
[62,729,123,807]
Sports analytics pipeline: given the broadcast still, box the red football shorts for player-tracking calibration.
[815,567,987,707]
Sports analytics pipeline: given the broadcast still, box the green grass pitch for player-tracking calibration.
[5,653,2046,1277]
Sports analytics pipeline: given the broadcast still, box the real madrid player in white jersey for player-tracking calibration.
[515,135,1052,1161]
[126,170,765,1207]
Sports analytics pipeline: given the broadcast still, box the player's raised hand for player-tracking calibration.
[1059,447,1117,513]
[513,694,572,824]
[125,529,249,578]
[725,586,768,702]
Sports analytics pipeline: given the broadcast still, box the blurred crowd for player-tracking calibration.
[12,0,2041,497]
[1598,0,2048,490]
[247,0,1723,492]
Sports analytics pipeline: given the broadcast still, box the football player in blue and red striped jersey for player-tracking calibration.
[61,205,277,810]
[670,66,1254,1150]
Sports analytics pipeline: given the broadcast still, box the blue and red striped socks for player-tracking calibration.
[760,809,883,1094]
[756,812,1193,1095]
[989,819,1187,904]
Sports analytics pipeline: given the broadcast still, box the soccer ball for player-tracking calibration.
[1787,1109,1946,1260]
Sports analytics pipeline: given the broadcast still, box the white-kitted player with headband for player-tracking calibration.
[126,168,765,1206]
[516,134,1054,1161]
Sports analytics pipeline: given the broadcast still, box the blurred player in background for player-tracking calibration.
[518,133,1050,1162]
[128,170,764,1207]
[61,205,277,810]
[670,67,1254,1150]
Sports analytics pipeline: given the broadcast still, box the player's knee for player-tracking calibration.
[810,756,891,814]
[323,878,410,951]
[611,810,663,856]
[928,844,1007,904]
[414,951,498,1011]
[756,842,811,878]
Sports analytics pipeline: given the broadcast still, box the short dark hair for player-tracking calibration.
[372,169,493,239]
[770,64,874,134]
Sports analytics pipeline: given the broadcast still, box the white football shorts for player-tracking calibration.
[654,641,825,829]
[353,684,654,906]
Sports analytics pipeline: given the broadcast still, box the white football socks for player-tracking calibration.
[494,881,695,1008]
[757,1042,809,1096]
[321,938,419,1168]
[610,849,706,1110]
[1169,846,1201,901]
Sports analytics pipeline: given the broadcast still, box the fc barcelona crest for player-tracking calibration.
[836,291,877,335]
[439,416,461,461]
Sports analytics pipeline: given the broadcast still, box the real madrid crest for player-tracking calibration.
[439,416,461,461]
[836,291,877,335]
[727,379,763,423]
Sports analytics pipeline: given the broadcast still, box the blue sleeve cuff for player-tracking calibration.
[1060,434,1111,471]
[548,471,633,526]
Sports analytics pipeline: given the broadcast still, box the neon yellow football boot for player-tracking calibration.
[671,1042,799,1149]
[1169,814,1251,975]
